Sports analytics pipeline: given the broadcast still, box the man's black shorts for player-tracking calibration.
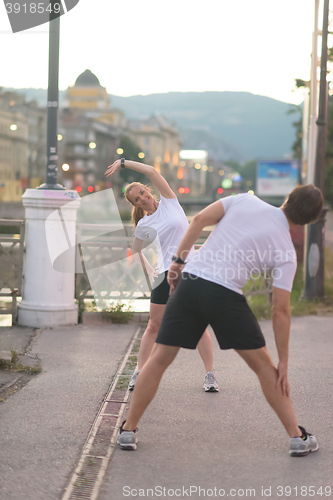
[156,273,266,350]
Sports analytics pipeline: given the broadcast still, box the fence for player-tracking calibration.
[0,219,25,324]
[0,219,273,324]
[75,224,273,313]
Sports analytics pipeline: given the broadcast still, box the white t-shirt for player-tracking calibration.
[135,195,192,273]
[184,193,297,294]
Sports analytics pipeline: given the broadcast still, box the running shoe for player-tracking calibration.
[289,426,319,457]
[117,421,138,450]
[128,370,140,391]
[203,371,219,392]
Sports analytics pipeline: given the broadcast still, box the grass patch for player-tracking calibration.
[101,302,134,324]
[11,349,18,364]
[247,247,333,320]
[13,362,42,374]
[116,376,131,390]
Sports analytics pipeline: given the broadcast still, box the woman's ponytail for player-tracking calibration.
[131,206,145,227]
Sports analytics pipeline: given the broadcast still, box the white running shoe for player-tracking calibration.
[128,370,140,391]
[203,371,219,392]
[117,421,138,450]
[289,426,319,457]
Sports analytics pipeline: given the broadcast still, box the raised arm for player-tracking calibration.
[168,200,225,290]
[271,287,291,397]
[105,159,175,199]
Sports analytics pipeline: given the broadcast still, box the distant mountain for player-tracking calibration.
[4,88,297,161]
[110,92,297,161]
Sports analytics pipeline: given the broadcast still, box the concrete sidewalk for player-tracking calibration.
[0,316,332,500]
[101,316,333,500]
[0,322,139,500]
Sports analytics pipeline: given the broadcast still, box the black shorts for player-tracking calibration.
[156,273,266,350]
[150,271,170,305]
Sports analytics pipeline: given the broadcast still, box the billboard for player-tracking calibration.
[257,159,300,197]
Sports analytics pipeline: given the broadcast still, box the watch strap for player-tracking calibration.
[172,255,186,265]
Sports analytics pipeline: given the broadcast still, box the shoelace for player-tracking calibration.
[206,373,217,385]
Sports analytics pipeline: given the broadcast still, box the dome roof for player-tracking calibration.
[75,69,101,87]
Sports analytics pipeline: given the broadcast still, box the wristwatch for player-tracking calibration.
[121,158,125,168]
[171,255,186,265]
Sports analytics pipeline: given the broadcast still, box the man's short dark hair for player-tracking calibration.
[282,184,323,225]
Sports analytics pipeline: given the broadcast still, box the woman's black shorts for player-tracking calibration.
[150,271,170,305]
[156,273,266,350]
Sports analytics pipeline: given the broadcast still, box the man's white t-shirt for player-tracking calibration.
[135,195,192,273]
[184,193,297,294]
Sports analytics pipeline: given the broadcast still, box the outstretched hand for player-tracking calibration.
[146,266,159,282]
[276,360,290,397]
[105,159,121,177]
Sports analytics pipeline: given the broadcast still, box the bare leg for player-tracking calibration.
[137,303,166,370]
[236,347,301,437]
[124,343,180,430]
[197,328,214,373]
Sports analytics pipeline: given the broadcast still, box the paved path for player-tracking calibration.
[100,317,333,500]
[0,317,332,500]
[0,324,137,500]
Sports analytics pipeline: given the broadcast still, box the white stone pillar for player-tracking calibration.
[18,189,81,328]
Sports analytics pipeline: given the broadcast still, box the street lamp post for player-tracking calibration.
[303,0,330,299]
[38,2,64,190]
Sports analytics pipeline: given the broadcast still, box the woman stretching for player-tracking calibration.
[105,158,218,392]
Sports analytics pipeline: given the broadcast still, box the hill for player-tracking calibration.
[4,88,297,161]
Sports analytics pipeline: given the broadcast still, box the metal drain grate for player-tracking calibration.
[68,457,104,499]
[62,327,142,500]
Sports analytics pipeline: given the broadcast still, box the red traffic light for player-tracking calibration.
[88,186,94,193]
[76,186,82,193]
[217,188,224,194]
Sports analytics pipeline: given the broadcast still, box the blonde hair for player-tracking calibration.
[124,182,156,227]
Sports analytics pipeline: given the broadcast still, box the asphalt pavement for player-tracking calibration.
[0,316,332,500]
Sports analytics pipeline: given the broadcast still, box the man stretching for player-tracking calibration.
[117,184,323,457]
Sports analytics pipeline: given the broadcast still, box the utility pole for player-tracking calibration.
[303,0,330,299]
[38,2,64,190]
[307,0,320,185]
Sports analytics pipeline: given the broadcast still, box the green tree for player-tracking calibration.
[118,136,146,184]
[287,105,303,159]
[224,159,257,191]
[239,160,257,191]
[325,95,333,206]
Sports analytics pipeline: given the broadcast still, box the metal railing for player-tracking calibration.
[75,224,273,311]
[75,224,154,312]
[0,219,25,324]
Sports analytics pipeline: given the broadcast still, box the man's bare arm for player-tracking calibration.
[168,200,225,290]
[271,287,292,397]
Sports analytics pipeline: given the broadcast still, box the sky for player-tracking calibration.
[0,0,328,104]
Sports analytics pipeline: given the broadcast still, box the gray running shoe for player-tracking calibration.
[289,426,319,457]
[203,371,219,392]
[117,421,138,450]
[128,370,140,391]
